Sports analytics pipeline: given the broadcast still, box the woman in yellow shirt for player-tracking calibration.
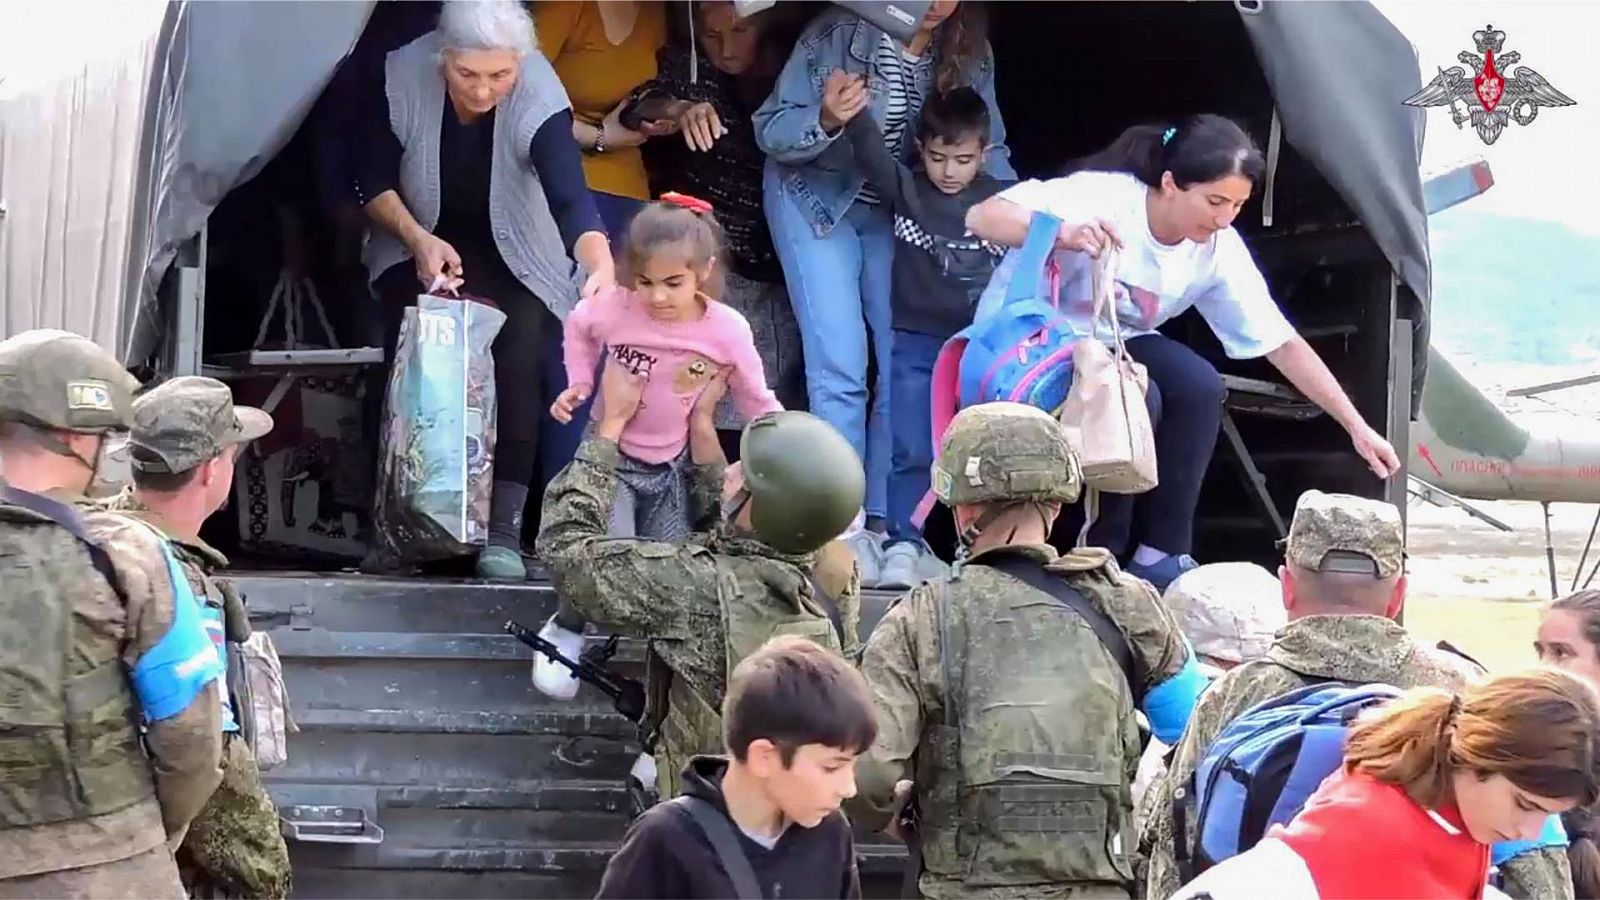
[534,0,667,240]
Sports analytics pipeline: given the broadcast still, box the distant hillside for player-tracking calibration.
[1427,208,1600,369]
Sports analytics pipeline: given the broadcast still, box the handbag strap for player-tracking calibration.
[1086,247,1126,350]
[672,795,765,899]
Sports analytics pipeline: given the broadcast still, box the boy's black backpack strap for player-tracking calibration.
[672,795,764,900]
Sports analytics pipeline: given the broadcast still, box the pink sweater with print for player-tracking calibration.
[563,287,783,464]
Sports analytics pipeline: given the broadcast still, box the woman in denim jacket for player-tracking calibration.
[754,0,1013,579]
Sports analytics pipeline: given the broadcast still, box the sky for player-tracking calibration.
[1375,1,1599,234]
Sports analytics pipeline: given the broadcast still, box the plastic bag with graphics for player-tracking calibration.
[372,293,507,564]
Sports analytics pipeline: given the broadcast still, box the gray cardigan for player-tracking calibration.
[364,32,587,319]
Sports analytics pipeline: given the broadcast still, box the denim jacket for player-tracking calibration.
[754,7,1015,238]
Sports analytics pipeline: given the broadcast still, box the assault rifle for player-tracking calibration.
[503,620,646,722]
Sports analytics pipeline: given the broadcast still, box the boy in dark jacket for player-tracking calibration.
[595,635,878,899]
[841,86,1011,590]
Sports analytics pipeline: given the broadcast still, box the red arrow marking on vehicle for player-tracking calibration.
[1417,443,1444,478]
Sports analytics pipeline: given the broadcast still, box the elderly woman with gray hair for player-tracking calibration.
[356,0,613,580]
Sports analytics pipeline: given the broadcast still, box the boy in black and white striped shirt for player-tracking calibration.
[839,87,1012,589]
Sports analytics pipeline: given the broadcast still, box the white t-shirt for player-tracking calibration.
[996,172,1297,360]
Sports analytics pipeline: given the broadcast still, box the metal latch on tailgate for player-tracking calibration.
[279,805,384,844]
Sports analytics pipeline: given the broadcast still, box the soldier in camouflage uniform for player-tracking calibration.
[90,376,292,899]
[536,360,866,800]
[1140,489,1573,900]
[851,402,1208,899]
[0,330,225,899]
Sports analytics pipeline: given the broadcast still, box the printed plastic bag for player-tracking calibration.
[372,294,507,563]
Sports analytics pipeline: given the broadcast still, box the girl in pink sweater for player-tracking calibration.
[535,193,783,700]
[550,196,782,470]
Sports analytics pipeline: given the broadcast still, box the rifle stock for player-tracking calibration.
[898,800,923,899]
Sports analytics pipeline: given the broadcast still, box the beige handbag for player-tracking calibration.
[1060,247,1159,500]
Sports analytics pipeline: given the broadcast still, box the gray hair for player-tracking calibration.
[436,0,538,58]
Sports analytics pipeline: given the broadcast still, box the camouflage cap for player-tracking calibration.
[0,329,140,433]
[1283,489,1405,578]
[1162,562,1287,666]
[127,376,273,474]
[932,402,1081,507]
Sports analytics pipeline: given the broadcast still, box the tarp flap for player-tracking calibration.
[0,1,166,350]
[1239,0,1434,402]
[138,0,375,360]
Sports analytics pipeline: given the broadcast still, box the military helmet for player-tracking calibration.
[932,402,1081,507]
[740,411,865,555]
[0,329,138,434]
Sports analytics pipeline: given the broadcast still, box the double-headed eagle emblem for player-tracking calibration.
[1403,26,1575,145]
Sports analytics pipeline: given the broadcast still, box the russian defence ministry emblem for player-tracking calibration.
[1403,26,1575,145]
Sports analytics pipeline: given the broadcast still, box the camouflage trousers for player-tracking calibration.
[919,876,1132,900]
[177,734,292,899]
[0,844,185,900]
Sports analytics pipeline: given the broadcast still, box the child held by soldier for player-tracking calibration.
[595,635,876,899]
[536,193,784,699]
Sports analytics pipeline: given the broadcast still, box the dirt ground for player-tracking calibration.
[1404,498,1600,672]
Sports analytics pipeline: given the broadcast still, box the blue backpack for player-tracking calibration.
[1176,682,1403,881]
[913,211,1079,529]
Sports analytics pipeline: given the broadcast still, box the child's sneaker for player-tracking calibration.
[531,615,586,701]
[878,541,949,589]
[1126,553,1200,592]
[846,530,888,588]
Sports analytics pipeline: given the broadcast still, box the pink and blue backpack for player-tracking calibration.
[913,211,1079,528]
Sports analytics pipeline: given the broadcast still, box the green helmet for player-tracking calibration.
[0,329,138,434]
[931,402,1081,507]
[740,411,865,555]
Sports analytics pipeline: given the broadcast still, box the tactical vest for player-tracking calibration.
[0,495,157,829]
[651,557,842,799]
[917,563,1142,889]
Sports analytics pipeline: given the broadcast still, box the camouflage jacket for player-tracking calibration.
[95,490,251,716]
[0,488,223,879]
[1140,614,1571,900]
[535,438,860,796]
[851,545,1195,899]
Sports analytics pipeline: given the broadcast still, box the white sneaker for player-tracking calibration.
[846,530,888,588]
[531,616,585,701]
[879,541,949,589]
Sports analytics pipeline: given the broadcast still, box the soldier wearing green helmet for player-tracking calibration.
[537,360,866,801]
[0,330,225,899]
[850,401,1209,899]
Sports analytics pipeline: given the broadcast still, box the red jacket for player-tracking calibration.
[1175,769,1491,899]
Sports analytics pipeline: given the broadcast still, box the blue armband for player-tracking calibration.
[1142,653,1207,745]
[1492,815,1569,865]
[131,539,224,722]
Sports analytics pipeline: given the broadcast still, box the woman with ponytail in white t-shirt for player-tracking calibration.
[965,114,1400,590]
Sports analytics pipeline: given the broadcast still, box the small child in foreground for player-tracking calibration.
[535,194,783,700]
[595,635,876,899]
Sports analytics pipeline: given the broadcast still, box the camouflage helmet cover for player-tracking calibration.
[1283,489,1405,578]
[932,402,1082,507]
[0,329,139,434]
[128,376,274,474]
[740,411,865,555]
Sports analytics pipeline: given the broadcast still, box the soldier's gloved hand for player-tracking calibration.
[885,779,915,840]
[595,358,648,442]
